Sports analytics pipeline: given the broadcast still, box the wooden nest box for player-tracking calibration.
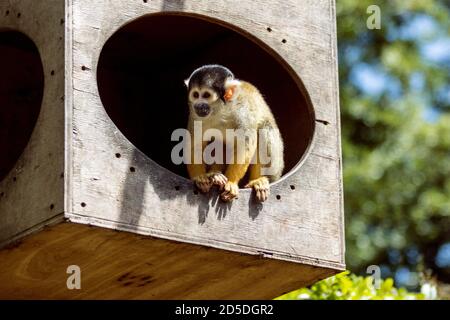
[0,0,344,299]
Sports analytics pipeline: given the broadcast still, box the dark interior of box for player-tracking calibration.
[97,14,314,179]
[0,31,44,182]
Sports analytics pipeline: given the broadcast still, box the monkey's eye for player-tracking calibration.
[202,92,211,99]
[192,91,199,99]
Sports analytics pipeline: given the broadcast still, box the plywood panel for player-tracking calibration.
[0,222,337,299]
[65,0,345,274]
[0,0,65,246]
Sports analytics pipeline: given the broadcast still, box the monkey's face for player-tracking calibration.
[188,86,222,118]
[185,65,236,119]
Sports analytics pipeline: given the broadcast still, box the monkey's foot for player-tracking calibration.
[245,177,270,202]
[192,174,213,193]
[208,172,228,190]
[220,181,239,202]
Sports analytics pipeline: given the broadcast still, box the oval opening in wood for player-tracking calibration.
[0,31,44,182]
[97,13,315,182]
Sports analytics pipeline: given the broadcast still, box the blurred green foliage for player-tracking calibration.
[276,272,425,300]
[337,0,450,285]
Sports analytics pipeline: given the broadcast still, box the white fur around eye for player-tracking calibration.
[202,89,218,102]
[190,90,200,101]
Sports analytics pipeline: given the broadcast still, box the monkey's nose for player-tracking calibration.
[194,103,211,117]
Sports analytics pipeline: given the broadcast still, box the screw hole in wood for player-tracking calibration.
[316,119,330,125]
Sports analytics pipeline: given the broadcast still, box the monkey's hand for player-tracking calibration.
[220,181,239,202]
[192,174,214,193]
[193,172,227,193]
[209,171,228,190]
[245,177,270,202]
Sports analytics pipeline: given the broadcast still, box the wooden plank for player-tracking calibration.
[66,0,345,272]
[67,88,343,266]
[68,113,344,266]
[0,0,65,245]
[0,0,345,287]
[65,0,75,230]
[0,222,337,299]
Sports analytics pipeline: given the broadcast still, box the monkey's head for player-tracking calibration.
[185,64,241,118]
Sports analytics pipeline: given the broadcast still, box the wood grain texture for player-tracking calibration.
[0,222,336,299]
[0,0,65,246]
[0,1,345,295]
[66,0,345,274]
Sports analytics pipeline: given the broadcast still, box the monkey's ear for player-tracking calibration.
[224,79,241,102]
[184,78,190,88]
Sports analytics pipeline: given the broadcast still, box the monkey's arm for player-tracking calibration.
[245,124,284,202]
[221,160,254,202]
[186,139,211,193]
[221,134,257,201]
[245,153,270,202]
[186,119,207,179]
[187,139,227,192]
[186,143,206,179]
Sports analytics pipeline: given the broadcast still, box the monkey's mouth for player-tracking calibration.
[196,110,211,117]
[194,104,211,117]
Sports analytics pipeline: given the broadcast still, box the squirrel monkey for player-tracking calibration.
[185,65,284,202]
